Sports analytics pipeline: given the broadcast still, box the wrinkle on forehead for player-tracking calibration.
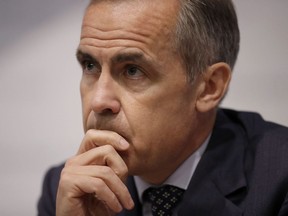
[80,26,152,49]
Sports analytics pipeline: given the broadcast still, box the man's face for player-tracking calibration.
[78,0,203,184]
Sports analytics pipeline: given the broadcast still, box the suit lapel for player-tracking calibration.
[176,110,248,216]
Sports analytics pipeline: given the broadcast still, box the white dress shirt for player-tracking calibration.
[134,135,211,216]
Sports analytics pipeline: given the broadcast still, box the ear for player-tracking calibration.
[196,62,231,112]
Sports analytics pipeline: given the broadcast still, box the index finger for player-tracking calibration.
[77,129,130,154]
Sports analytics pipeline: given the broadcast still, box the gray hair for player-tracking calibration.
[175,0,240,82]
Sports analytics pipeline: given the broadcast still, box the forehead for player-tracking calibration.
[82,0,180,44]
[85,0,179,24]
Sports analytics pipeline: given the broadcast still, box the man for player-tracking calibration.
[38,0,288,215]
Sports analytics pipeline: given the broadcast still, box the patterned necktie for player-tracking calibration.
[143,185,185,216]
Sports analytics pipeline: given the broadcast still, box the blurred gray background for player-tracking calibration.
[0,0,287,215]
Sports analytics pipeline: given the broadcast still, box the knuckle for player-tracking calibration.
[103,144,115,153]
[85,129,94,137]
[91,178,105,193]
[114,166,128,179]
[58,168,71,187]
[100,166,113,176]
[65,156,78,166]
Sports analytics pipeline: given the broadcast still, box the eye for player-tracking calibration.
[82,61,99,74]
[125,66,144,79]
[85,61,95,71]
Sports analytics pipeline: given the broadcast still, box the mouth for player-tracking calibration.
[87,112,132,145]
[89,123,131,145]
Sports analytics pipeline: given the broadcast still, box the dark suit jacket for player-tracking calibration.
[38,109,288,216]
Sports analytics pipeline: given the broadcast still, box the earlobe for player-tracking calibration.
[196,63,231,112]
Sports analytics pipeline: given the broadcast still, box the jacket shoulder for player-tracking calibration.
[219,108,288,215]
[219,108,288,139]
[37,163,64,216]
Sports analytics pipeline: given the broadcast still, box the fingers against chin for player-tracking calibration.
[77,129,129,154]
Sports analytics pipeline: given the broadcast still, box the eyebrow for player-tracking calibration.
[76,49,97,64]
[76,49,152,67]
[111,52,146,64]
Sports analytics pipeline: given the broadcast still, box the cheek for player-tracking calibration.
[126,103,197,175]
[127,91,196,150]
[80,93,92,132]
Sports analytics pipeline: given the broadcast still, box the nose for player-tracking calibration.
[90,72,121,115]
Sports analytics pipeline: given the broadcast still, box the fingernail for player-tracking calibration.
[119,138,129,149]
[128,199,135,210]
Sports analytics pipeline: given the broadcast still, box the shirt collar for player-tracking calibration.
[134,134,211,202]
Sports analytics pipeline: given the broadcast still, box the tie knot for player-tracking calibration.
[143,185,185,216]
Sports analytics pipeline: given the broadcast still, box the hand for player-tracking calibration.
[56,129,135,216]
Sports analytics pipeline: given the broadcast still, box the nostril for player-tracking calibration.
[100,108,115,115]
